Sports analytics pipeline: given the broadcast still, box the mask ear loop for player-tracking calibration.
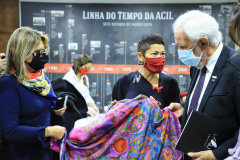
[199,50,204,58]
[195,41,205,59]
[198,39,208,59]
[191,42,198,50]
[192,41,205,59]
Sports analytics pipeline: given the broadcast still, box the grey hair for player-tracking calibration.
[172,10,222,47]
[2,26,49,83]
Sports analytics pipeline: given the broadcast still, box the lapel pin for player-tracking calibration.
[211,76,217,82]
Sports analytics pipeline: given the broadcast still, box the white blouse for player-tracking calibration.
[63,68,94,105]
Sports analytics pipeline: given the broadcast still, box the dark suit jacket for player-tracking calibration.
[182,44,240,159]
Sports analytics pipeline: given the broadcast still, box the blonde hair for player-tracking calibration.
[2,26,49,83]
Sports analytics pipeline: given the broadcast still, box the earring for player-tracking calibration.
[139,61,143,65]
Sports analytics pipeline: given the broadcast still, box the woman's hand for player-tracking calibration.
[87,107,98,116]
[88,103,99,114]
[53,106,67,116]
[53,97,67,116]
[92,104,99,114]
[45,125,65,140]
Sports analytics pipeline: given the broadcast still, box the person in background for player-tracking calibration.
[65,54,99,116]
[0,27,66,160]
[112,33,180,109]
[52,54,99,133]
[224,2,240,159]
[0,53,6,73]
[167,10,240,160]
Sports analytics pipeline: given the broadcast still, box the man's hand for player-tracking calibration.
[188,150,217,160]
[166,103,184,118]
[0,53,6,72]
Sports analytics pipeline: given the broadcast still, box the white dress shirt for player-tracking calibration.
[187,42,223,113]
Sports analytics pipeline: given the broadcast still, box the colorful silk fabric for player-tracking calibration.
[51,95,182,160]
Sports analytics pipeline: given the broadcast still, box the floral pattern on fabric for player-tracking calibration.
[51,94,182,160]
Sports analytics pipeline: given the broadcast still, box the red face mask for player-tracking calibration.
[143,57,166,73]
[79,68,89,75]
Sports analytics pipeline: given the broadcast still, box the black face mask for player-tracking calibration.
[27,52,49,71]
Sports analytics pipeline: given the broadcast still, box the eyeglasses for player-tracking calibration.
[33,47,47,56]
[32,47,47,58]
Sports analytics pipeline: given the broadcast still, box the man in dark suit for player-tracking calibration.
[167,10,240,160]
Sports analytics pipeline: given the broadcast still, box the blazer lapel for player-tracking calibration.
[198,68,223,112]
[198,44,229,112]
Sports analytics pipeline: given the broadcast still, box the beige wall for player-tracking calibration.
[0,0,19,53]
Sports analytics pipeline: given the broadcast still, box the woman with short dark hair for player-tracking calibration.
[112,33,180,109]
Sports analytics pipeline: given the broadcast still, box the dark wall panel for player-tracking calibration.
[20,2,234,112]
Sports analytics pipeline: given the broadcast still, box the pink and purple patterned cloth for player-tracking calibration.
[51,95,182,160]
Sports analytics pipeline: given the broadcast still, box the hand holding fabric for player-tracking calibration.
[188,150,216,160]
[87,107,98,116]
[45,125,66,140]
[166,103,184,118]
[111,100,117,106]
[92,104,99,114]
